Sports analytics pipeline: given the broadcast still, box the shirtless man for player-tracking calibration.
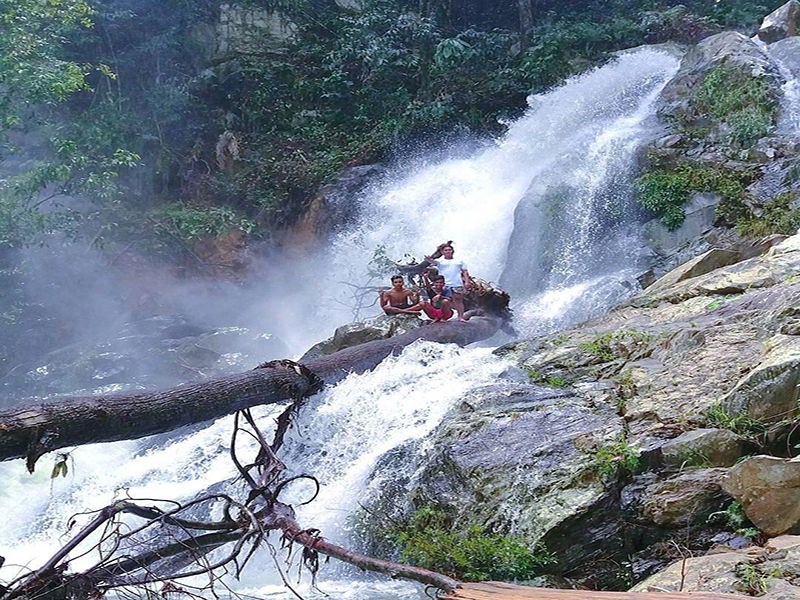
[379,275,422,315]
[425,244,470,321]
[420,276,453,322]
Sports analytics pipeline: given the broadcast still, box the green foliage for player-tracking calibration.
[634,163,751,230]
[706,294,742,311]
[692,64,777,148]
[594,434,641,479]
[736,562,782,595]
[0,0,93,132]
[580,328,658,362]
[527,370,571,387]
[705,403,767,437]
[50,452,71,479]
[581,332,616,361]
[152,204,255,243]
[0,0,786,254]
[737,192,800,238]
[388,505,555,582]
[708,501,761,539]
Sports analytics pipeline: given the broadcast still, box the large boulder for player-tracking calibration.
[411,383,624,541]
[722,455,800,536]
[643,247,742,297]
[360,380,626,585]
[720,333,800,422]
[657,31,780,123]
[300,314,424,360]
[660,428,746,468]
[758,1,800,44]
[633,535,800,596]
[630,549,754,594]
[634,468,729,527]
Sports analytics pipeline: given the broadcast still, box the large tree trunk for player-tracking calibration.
[0,317,500,469]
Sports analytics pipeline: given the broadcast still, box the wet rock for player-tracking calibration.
[660,428,745,468]
[636,468,728,527]
[655,134,684,148]
[636,269,656,289]
[644,248,742,297]
[300,314,424,360]
[368,381,625,579]
[741,234,791,260]
[758,1,800,44]
[722,455,800,536]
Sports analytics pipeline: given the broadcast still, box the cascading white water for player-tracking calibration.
[0,48,682,599]
[328,48,679,334]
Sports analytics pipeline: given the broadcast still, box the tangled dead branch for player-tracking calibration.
[1,394,460,599]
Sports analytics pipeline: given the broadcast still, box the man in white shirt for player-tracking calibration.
[425,243,471,321]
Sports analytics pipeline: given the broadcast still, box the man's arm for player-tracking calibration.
[461,267,471,289]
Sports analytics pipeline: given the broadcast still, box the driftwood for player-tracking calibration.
[0,317,501,470]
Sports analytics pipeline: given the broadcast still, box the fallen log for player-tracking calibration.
[444,582,748,600]
[0,317,500,469]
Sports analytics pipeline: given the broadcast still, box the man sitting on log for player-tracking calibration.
[421,275,454,322]
[379,275,422,315]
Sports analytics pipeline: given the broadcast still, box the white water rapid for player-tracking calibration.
[0,48,680,599]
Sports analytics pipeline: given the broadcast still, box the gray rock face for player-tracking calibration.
[644,247,742,297]
[631,548,756,594]
[362,380,626,582]
[720,333,800,421]
[770,37,800,78]
[215,3,296,59]
[660,428,745,468]
[657,31,780,122]
[633,535,800,596]
[412,383,623,541]
[758,1,800,43]
[723,455,800,536]
[286,164,386,246]
[644,193,723,256]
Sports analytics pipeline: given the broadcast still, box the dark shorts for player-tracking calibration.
[389,302,412,310]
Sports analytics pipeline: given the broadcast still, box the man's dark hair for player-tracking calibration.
[391,275,403,282]
[442,244,454,251]
[434,275,445,282]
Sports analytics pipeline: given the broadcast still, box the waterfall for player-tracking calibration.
[327,48,678,334]
[0,48,681,599]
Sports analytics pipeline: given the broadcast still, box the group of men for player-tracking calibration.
[378,243,470,323]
